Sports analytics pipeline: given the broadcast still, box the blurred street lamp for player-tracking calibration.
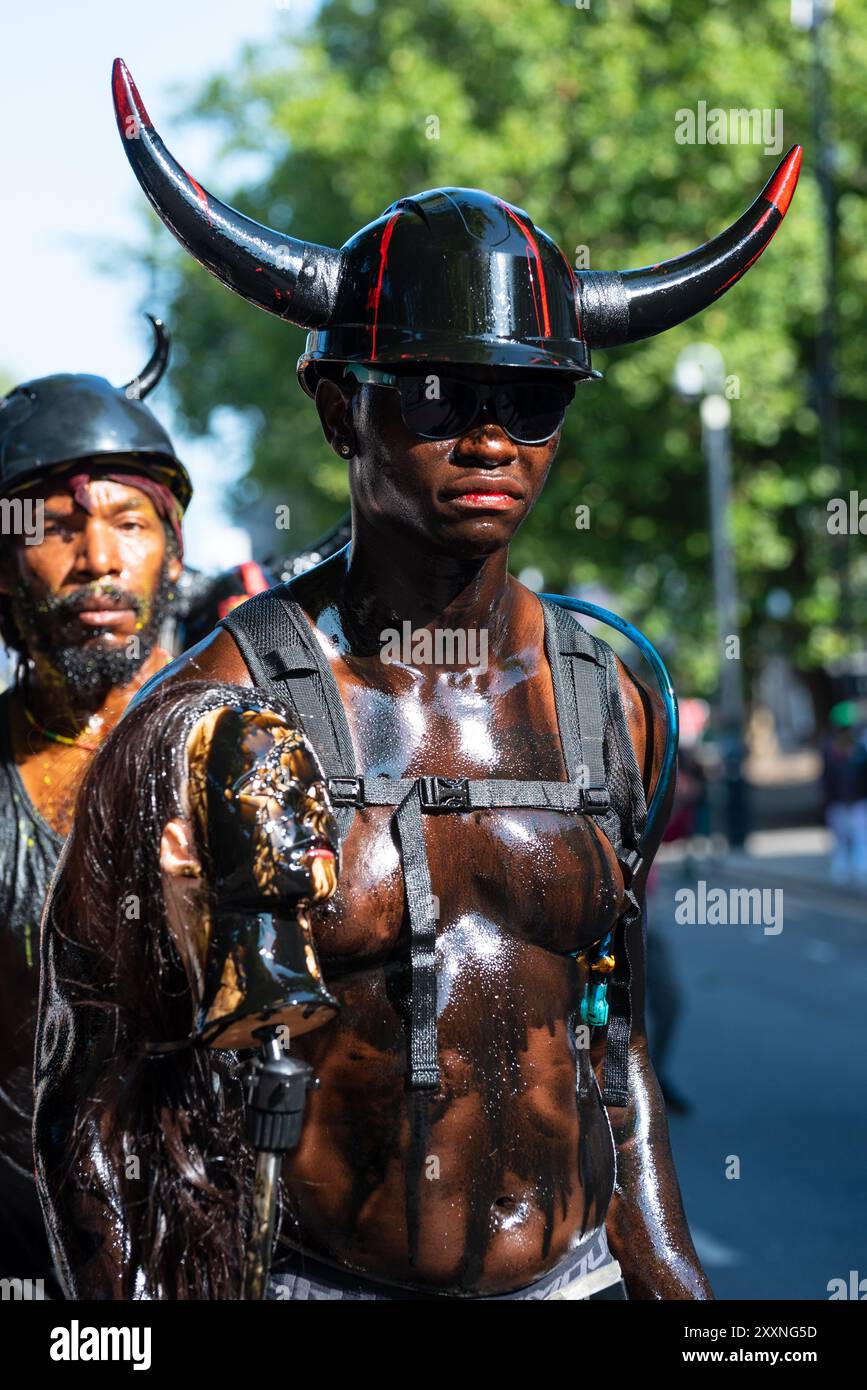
[791,0,849,632]
[674,343,748,848]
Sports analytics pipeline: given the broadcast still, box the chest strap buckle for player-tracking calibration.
[419,776,470,811]
[619,847,644,884]
[582,787,611,814]
[326,775,365,807]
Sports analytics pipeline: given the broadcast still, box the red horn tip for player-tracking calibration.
[112,58,152,134]
[764,145,802,218]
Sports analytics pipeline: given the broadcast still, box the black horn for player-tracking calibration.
[111,58,342,329]
[577,146,802,349]
[122,313,170,400]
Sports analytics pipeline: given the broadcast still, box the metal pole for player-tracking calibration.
[242,1034,316,1300]
[703,396,741,729]
[702,393,748,847]
[811,1,848,634]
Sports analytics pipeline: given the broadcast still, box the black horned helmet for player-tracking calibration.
[0,313,191,511]
[111,58,801,399]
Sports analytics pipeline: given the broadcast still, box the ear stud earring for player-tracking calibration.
[338,441,352,457]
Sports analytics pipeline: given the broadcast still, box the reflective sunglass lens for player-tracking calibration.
[397,376,479,439]
[494,383,573,443]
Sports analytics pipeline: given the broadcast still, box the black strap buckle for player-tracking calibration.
[419,776,470,811]
[583,787,611,814]
[619,847,644,884]
[326,775,364,807]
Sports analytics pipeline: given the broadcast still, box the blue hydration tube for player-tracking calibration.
[541,594,679,852]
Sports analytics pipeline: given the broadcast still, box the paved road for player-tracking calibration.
[645,859,867,1301]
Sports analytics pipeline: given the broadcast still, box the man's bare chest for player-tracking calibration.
[308,657,626,967]
[16,742,92,839]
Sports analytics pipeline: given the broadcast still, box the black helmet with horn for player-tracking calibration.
[0,313,191,510]
[111,57,801,397]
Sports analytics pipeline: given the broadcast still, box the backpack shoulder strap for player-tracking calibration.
[542,598,605,787]
[541,596,651,1109]
[542,597,647,859]
[218,585,358,838]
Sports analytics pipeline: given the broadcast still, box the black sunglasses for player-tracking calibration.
[344,365,575,445]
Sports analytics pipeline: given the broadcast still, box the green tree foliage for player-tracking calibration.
[151,0,867,696]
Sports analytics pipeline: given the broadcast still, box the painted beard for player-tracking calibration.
[9,557,175,695]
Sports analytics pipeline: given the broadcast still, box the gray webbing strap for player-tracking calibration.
[394,785,440,1089]
[327,777,605,813]
[570,655,606,795]
[568,639,632,1106]
[220,587,358,839]
[543,600,595,784]
[601,969,631,1107]
[542,599,645,1110]
[600,643,647,869]
[544,600,615,829]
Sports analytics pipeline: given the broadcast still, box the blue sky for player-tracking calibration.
[1,0,318,569]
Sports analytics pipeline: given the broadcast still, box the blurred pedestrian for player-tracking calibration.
[823,702,867,886]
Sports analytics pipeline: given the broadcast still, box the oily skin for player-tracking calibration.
[0,472,181,836]
[85,374,709,1298]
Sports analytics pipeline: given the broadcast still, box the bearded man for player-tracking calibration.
[33,62,801,1301]
[0,317,191,1292]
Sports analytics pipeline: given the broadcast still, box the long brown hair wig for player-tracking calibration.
[35,679,301,1299]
